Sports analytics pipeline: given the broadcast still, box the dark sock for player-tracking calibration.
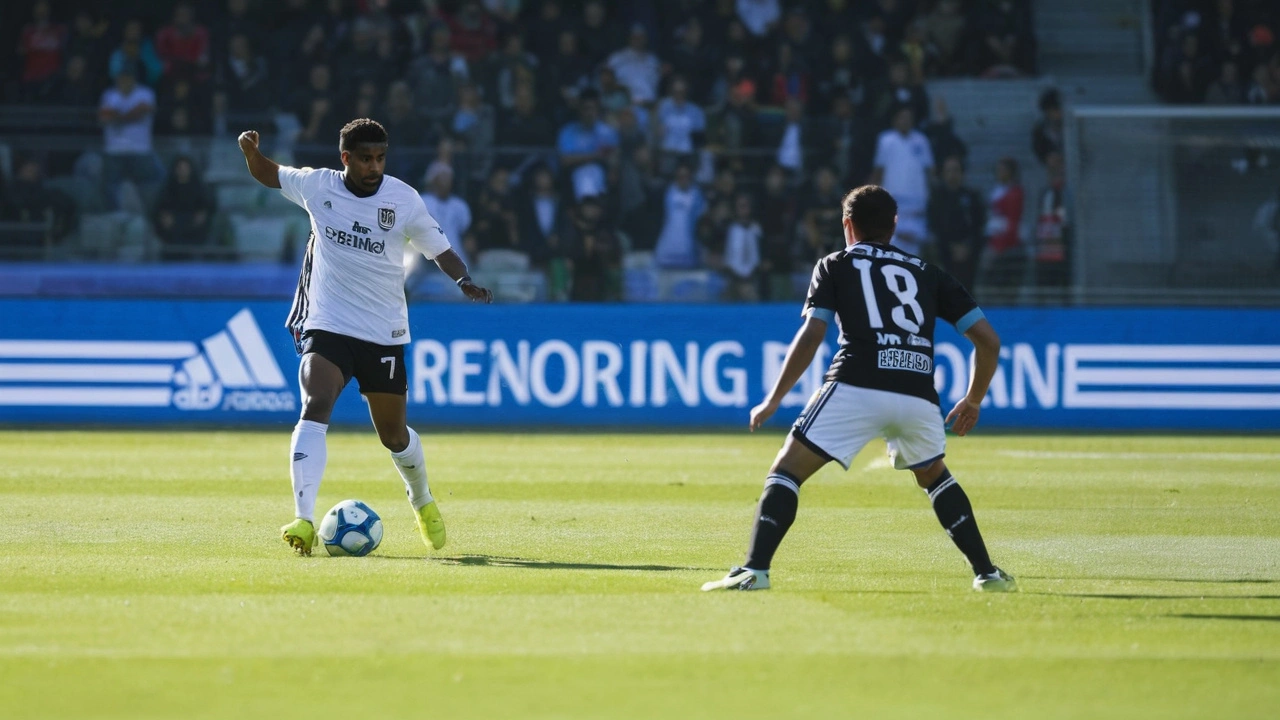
[925,472,996,576]
[744,472,800,570]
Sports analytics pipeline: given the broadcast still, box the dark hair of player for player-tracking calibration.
[841,185,897,244]
[339,118,388,151]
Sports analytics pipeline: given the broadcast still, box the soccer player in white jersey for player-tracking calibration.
[237,119,492,556]
[703,185,1016,592]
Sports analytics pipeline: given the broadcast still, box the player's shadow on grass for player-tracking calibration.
[1167,614,1280,623]
[1023,575,1280,584]
[384,553,713,572]
[1028,592,1280,600]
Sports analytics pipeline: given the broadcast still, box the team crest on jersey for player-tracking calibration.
[378,207,396,230]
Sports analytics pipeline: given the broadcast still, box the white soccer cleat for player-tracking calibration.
[973,567,1018,593]
[701,566,771,591]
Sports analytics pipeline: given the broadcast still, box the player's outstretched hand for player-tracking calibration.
[749,398,779,432]
[945,398,981,436]
[238,130,260,156]
[460,280,493,304]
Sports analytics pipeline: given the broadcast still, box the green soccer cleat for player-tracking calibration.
[281,518,316,556]
[415,501,446,550]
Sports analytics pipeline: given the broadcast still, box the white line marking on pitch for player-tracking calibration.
[997,450,1280,461]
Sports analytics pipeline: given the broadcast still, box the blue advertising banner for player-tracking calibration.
[0,300,1277,430]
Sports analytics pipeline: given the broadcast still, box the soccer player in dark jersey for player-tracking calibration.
[703,185,1016,592]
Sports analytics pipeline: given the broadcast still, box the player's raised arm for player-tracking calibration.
[750,315,827,431]
[945,318,1001,436]
[237,130,282,189]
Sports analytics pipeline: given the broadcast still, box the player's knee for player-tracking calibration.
[299,394,337,421]
[379,428,410,453]
[912,459,948,488]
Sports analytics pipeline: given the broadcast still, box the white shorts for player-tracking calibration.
[791,381,946,471]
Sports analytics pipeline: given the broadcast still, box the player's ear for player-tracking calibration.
[340,150,350,168]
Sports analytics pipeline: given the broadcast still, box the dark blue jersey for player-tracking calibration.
[803,242,984,405]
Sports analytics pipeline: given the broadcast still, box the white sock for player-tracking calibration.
[391,427,433,509]
[290,419,328,522]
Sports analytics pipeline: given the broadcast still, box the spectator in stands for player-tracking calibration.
[856,10,892,82]
[924,96,968,167]
[818,93,867,186]
[557,91,618,201]
[53,55,97,108]
[724,193,763,301]
[65,9,110,88]
[451,82,496,172]
[517,164,567,267]
[525,0,569,59]
[799,165,844,262]
[292,64,341,168]
[211,0,261,70]
[218,34,270,116]
[870,57,929,132]
[156,2,211,84]
[655,77,707,174]
[736,0,781,38]
[1031,88,1064,164]
[607,24,662,106]
[756,164,798,300]
[17,0,67,102]
[975,0,1036,77]
[1,157,77,253]
[655,163,707,269]
[1246,55,1280,104]
[157,77,213,136]
[481,31,538,113]
[153,155,215,261]
[616,145,666,250]
[563,195,623,301]
[420,161,474,268]
[406,24,470,127]
[447,0,498,63]
[468,166,522,261]
[766,43,811,108]
[871,105,935,256]
[773,98,810,179]
[1033,150,1071,296]
[578,0,624,67]
[668,18,717,105]
[498,82,557,157]
[1159,32,1214,103]
[539,28,593,123]
[109,20,163,88]
[352,80,381,128]
[980,156,1026,298]
[339,18,397,95]
[98,67,161,210]
[900,20,929,85]
[1206,60,1245,104]
[927,155,986,290]
[596,67,632,117]
[921,0,970,76]
[813,34,861,115]
[381,81,434,182]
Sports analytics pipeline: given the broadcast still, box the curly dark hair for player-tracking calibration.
[841,185,897,244]
[339,118,388,151]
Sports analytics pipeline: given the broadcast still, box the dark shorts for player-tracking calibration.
[298,329,407,395]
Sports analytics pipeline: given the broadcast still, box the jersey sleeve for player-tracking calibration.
[405,199,452,260]
[802,257,837,324]
[277,166,319,207]
[936,269,984,332]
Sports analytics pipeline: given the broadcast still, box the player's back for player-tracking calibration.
[804,242,980,406]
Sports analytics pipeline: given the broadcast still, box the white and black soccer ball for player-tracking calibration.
[318,499,384,557]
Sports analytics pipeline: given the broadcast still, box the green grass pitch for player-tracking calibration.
[1,429,1278,719]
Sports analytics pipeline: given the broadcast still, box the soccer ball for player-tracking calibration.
[318,499,384,557]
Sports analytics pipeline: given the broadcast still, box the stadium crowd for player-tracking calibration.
[1152,0,1280,105]
[2,0,1049,302]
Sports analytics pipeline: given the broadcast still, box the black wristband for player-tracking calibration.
[456,275,472,287]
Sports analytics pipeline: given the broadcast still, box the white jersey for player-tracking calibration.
[279,167,452,347]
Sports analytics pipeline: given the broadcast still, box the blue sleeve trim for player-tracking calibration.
[955,308,985,334]
[806,307,835,324]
